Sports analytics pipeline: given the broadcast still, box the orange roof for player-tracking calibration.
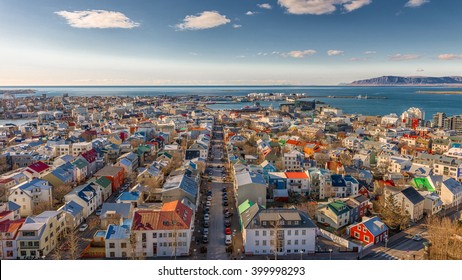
[0,219,25,238]
[132,200,193,231]
[285,172,309,179]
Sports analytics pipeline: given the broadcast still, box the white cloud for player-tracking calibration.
[437,54,462,60]
[389,53,421,61]
[189,52,198,56]
[327,49,344,56]
[258,3,273,9]
[405,0,429,8]
[364,50,376,54]
[246,11,256,16]
[55,10,140,29]
[416,68,425,72]
[282,49,317,58]
[233,24,242,28]
[277,0,372,15]
[350,57,368,61]
[344,0,371,12]
[175,11,230,30]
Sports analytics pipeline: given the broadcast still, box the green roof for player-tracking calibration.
[95,176,112,188]
[238,199,255,215]
[327,201,349,216]
[137,145,151,153]
[412,178,435,192]
[73,158,88,168]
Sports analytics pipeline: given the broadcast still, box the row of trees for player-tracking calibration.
[373,194,410,230]
[426,216,462,260]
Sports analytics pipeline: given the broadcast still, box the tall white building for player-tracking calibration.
[241,206,317,256]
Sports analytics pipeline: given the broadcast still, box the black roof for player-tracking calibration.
[401,187,424,205]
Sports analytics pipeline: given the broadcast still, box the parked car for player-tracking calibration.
[225,212,233,218]
[204,214,210,221]
[224,219,231,227]
[207,190,212,196]
[223,207,229,214]
[225,227,232,235]
[225,235,232,245]
[203,235,209,244]
[223,201,228,206]
[412,234,423,241]
[203,221,209,228]
[206,201,211,207]
[207,196,212,201]
[223,196,228,201]
[79,224,88,232]
[96,209,102,216]
[222,187,227,192]
[203,228,209,235]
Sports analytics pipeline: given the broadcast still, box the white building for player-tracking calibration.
[130,199,194,258]
[8,179,53,217]
[241,206,317,256]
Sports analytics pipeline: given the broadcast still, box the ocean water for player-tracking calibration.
[1,86,462,120]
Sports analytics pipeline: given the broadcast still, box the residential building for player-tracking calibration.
[241,206,317,256]
[316,200,350,229]
[8,179,53,217]
[349,216,388,245]
[16,211,67,259]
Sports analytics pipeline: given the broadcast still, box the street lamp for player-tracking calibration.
[328,248,333,260]
[300,250,304,260]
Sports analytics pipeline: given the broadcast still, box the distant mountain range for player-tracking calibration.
[349,76,462,86]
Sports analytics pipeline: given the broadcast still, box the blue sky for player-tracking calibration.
[0,0,461,85]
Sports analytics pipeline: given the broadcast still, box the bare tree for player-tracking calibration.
[143,176,163,202]
[87,216,100,230]
[67,229,80,260]
[33,201,53,215]
[52,183,73,205]
[426,216,462,260]
[314,153,330,169]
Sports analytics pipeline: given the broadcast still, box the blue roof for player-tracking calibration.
[51,167,73,182]
[343,175,359,184]
[7,201,21,212]
[443,178,462,195]
[362,216,388,236]
[18,179,50,191]
[179,175,198,197]
[101,203,131,219]
[77,184,97,202]
[331,175,347,187]
[105,224,130,240]
[118,191,140,202]
[63,200,83,217]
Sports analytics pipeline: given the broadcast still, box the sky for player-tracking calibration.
[0,0,461,86]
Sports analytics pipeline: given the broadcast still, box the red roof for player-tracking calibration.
[132,200,193,231]
[0,219,25,238]
[286,139,301,146]
[285,172,309,179]
[81,149,97,163]
[26,161,50,173]
[0,178,14,184]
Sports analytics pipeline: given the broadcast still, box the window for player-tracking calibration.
[364,236,370,242]
[363,227,366,233]
[354,232,360,238]
[122,252,127,258]
[302,240,306,245]
[142,233,146,242]
[302,230,306,235]
[270,230,274,236]
[295,240,298,245]
[255,230,259,236]
[21,251,26,256]
[287,240,291,245]
[295,230,299,236]
[110,252,115,258]
[159,233,162,238]
[121,243,127,249]
[31,251,36,256]
[109,243,115,248]
[255,240,259,246]
[6,241,13,247]
[169,233,173,238]
[6,251,13,258]
[287,230,291,236]
[262,230,267,237]
[262,240,267,246]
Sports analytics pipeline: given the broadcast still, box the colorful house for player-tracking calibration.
[350,216,388,245]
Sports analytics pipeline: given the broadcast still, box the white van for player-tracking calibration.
[225,235,232,245]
